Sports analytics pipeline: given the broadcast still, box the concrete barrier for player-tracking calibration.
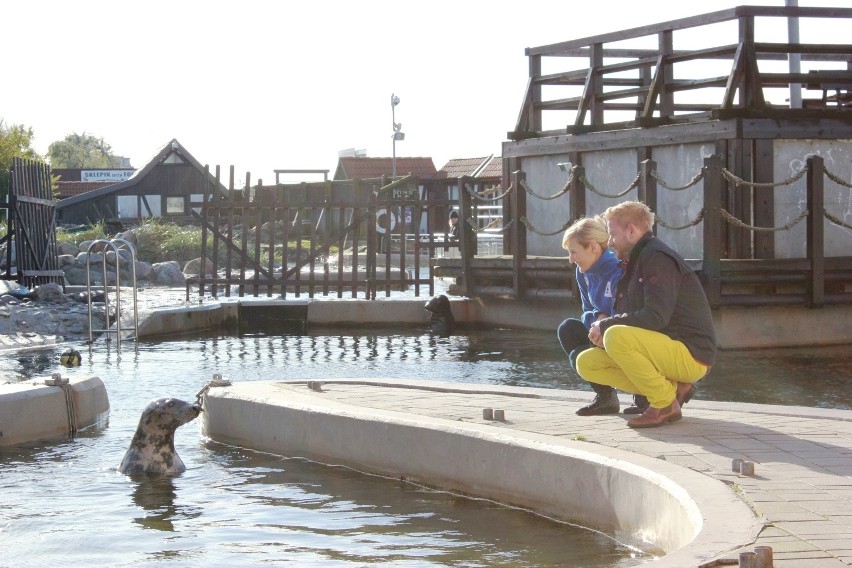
[0,376,109,446]
[200,380,758,566]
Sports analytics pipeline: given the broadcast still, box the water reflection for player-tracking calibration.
[130,475,203,532]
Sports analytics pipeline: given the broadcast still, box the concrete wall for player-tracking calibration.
[773,139,852,258]
[521,139,852,260]
[0,376,109,446]
[199,380,759,566]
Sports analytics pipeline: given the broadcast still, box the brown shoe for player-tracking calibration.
[627,400,682,428]
[676,382,696,405]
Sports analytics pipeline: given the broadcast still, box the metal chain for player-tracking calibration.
[578,171,640,198]
[824,167,852,189]
[721,165,808,189]
[196,373,232,407]
[656,208,705,230]
[824,208,852,231]
[519,215,573,236]
[720,208,809,232]
[465,182,513,202]
[649,168,706,191]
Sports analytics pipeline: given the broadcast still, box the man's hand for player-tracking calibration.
[588,320,604,348]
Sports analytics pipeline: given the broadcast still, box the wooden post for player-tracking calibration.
[589,43,604,126]
[567,152,584,222]
[459,175,474,295]
[529,55,542,133]
[806,156,825,308]
[640,159,658,235]
[753,139,775,259]
[659,30,674,117]
[512,169,527,300]
[702,155,722,308]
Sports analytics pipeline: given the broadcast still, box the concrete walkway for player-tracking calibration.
[268,380,852,567]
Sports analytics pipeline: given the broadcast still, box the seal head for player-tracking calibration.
[424,294,456,337]
[119,397,202,475]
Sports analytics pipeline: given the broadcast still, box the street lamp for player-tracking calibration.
[391,93,404,179]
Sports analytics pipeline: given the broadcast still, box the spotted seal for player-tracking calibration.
[424,294,456,337]
[119,397,202,475]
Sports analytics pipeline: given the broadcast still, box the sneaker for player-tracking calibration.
[576,389,620,416]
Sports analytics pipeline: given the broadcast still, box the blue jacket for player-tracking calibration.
[577,248,622,329]
[601,233,717,366]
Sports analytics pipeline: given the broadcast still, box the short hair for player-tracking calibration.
[602,201,655,233]
[561,215,610,251]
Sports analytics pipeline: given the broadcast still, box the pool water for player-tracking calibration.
[2,329,668,568]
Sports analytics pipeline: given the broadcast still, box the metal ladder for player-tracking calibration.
[85,237,139,352]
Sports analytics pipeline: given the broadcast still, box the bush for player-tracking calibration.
[134,219,203,265]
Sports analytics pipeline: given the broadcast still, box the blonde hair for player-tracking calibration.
[561,215,610,251]
[602,201,655,233]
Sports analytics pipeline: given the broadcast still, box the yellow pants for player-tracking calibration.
[576,325,709,408]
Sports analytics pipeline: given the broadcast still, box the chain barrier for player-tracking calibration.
[519,170,575,200]
[720,208,809,232]
[656,208,705,230]
[464,182,513,202]
[579,171,641,198]
[824,209,852,231]
[649,168,706,191]
[720,165,808,189]
[519,215,573,236]
[824,167,852,189]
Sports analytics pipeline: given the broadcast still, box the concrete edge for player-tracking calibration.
[199,380,762,567]
[0,376,110,446]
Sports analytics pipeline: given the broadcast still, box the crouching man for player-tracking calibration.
[576,201,716,428]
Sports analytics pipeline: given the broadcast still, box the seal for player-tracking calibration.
[119,397,202,475]
[424,294,456,337]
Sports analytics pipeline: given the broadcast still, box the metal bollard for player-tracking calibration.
[754,546,773,567]
[739,551,758,568]
[483,408,493,420]
[493,409,505,421]
[732,458,744,472]
[740,461,755,476]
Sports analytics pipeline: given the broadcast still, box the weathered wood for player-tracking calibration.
[807,156,826,308]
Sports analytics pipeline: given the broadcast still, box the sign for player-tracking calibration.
[391,187,418,200]
[80,170,135,182]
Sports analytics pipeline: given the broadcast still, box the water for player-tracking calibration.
[2,329,672,568]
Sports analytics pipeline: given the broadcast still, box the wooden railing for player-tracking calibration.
[511,5,852,138]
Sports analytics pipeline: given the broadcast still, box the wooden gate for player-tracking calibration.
[1,158,64,289]
[188,171,460,300]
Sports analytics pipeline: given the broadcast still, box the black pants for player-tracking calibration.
[556,318,614,396]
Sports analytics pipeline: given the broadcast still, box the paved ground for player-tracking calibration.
[295,380,852,567]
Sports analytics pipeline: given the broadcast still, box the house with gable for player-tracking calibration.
[56,139,224,227]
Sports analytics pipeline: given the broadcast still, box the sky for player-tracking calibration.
[3,0,849,186]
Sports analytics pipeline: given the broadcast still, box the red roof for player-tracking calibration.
[334,157,437,181]
[436,156,502,179]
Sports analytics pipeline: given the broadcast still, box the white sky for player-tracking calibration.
[3,0,849,185]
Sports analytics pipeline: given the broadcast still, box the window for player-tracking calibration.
[166,197,185,214]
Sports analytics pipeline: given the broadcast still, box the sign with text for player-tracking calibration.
[81,170,135,182]
[391,187,418,200]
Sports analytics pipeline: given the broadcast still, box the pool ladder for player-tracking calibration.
[85,238,139,352]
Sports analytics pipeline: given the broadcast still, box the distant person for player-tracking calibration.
[556,216,622,415]
[448,210,460,240]
[577,201,716,428]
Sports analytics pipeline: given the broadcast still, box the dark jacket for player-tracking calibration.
[600,233,717,366]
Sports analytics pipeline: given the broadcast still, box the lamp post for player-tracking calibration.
[391,93,404,179]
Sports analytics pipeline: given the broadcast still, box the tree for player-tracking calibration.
[47,132,124,169]
[0,119,41,205]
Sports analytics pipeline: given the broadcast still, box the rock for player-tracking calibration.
[58,254,76,268]
[134,260,153,280]
[183,257,215,276]
[31,283,65,303]
[152,261,186,285]
[56,241,79,256]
